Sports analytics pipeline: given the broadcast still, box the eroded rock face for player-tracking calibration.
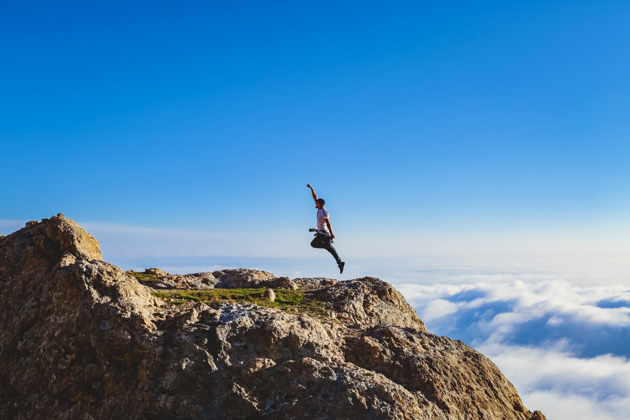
[213,268,276,288]
[0,215,546,420]
[292,276,338,291]
[314,277,427,331]
[137,268,219,289]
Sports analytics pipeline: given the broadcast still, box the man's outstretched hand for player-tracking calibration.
[307,184,318,201]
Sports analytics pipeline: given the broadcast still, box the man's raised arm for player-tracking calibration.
[306,184,318,202]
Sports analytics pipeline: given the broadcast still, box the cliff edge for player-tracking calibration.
[0,215,546,419]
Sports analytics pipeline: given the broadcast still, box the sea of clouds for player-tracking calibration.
[395,274,630,420]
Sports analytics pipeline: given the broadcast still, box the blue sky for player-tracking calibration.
[2,3,630,417]
[3,1,630,238]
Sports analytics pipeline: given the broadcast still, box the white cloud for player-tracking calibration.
[478,344,630,420]
[400,279,630,336]
[421,299,458,322]
[524,390,629,420]
[395,276,630,420]
[478,344,630,397]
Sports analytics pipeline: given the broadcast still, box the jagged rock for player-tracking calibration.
[146,267,168,276]
[345,327,539,419]
[264,276,298,290]
[292,277,338,291]
[210,269,297,290]
[313,277,426,331]
[177,272,219,289]
[136,268,218,289]
[137,268,289,291]
[213,268,276,288]
[0,214,102,285]
[0,215,546,420]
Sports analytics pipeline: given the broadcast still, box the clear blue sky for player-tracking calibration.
[2,1,629,255]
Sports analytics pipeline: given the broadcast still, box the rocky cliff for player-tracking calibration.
[0,215,545,420]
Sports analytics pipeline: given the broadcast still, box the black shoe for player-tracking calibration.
[338,261,345,274]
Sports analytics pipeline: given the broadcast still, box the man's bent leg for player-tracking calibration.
[323,241,342,265]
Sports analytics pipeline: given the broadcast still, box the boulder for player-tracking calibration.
[264,288,276,302]
[313,277,426,331]
[264,276,298,290]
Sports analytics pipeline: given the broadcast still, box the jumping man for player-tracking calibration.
[307,184,345,273]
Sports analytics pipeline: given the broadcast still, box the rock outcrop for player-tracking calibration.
[134,267,219,289]
[0,215,546,420]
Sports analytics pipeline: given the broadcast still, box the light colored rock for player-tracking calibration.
[314,277,427,331]
[264,288,276,302]
[175,272,218,289]
[292,277,338,291]
[146,267,168,276]
[267,276,298,290]
[213,268,276,288]
[134,269,218,289]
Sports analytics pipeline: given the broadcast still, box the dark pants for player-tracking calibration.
[311,234,342,265]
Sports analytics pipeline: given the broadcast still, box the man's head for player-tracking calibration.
[315,198,325,209]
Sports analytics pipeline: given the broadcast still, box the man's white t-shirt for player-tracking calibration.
[317,208,330,235]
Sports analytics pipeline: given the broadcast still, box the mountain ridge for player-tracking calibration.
[0,214,546,419]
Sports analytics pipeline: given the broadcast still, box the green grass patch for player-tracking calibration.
[152,287,327,317]
[127,271,159,281]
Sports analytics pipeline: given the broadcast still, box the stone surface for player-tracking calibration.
[313,277,427,330]
[213,268,276,288]
[212,269,298,291]
[135,268,218,289]
[0,215,546,420]
[292,277,338,291]
[264,288,276,302]
[265,276,298,290]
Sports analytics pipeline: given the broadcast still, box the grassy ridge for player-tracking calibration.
[152,288,327,316]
